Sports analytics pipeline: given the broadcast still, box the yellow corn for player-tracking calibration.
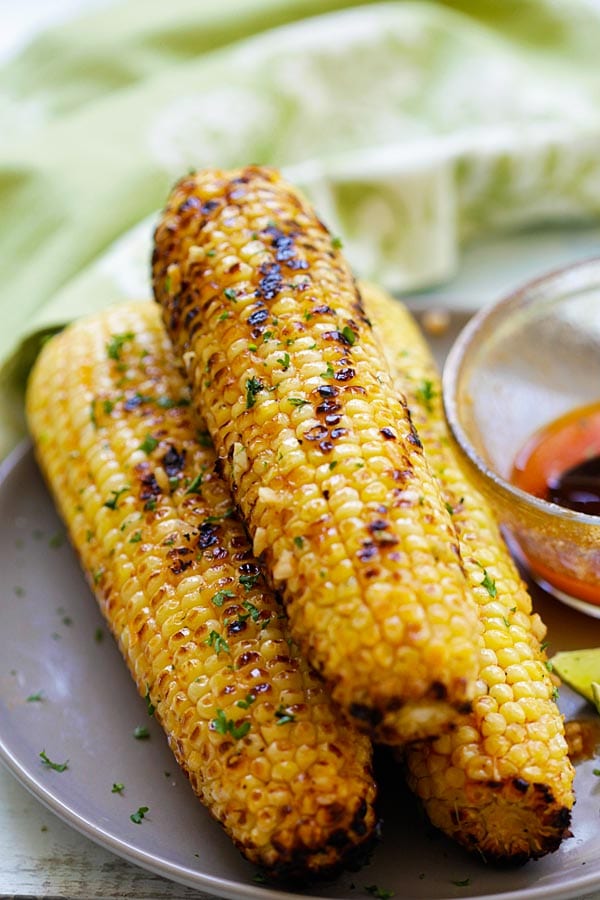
[363,283,574,863]
[152,165,481,745]
[25,301,377,880]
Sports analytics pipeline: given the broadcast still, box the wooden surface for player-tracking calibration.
[0,765,213,899]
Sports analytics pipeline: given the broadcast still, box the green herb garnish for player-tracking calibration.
[106,332,134,361]
[40,750,68,772]
[211,708,251,740]
[139,434,158,455]
[133,725,150,740]
[245,377,264,409]
[130,806,149,824]
[103,486,129,510]
[206,631,230,655]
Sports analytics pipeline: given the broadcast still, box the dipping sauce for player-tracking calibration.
[512,401,600,604]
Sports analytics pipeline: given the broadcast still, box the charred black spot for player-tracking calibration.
[124,395,143,411]
[169,558,193,575]
[323,330,353,348]
[304,425,329,441]
[163,445,186,477]
[316,385,338,399]
[380,427,396,440]
[324,414,341,426]
[429,681,447,701]
[330,427,347,440]
[178,196,201,214]
[285,257,309,271]
[312,304,335,316]
[239,562,260,576]
[247,307,269,327]
[214,457,225,477]
[255,262,283,300]
[319,440,334,453]
[368,519,389,533]
[139,472,161,500]
[357,541,378,562]
[335,367,355,382]
[253,682,271,694]
[349,703,382,726]
[201,199,220,214]
[316,399,342,415]
[323,489,330,500]
[391,469,412,481]
[197,522,220,549]
[237,651,261,668]
[407,430,422,449]
[227,619,248,635]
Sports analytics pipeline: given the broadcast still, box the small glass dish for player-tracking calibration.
[443,257,600,618]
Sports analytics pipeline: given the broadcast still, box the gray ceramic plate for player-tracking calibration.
[1,441,600,900]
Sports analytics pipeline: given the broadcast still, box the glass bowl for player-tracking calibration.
[443,257,600,618]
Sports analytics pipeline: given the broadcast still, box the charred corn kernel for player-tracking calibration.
[152,165,481,745]
[26,302,377,880]
[363,283,574,864]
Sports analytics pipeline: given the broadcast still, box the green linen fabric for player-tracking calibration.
[1,0,600,458]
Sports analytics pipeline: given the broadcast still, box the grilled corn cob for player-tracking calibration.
[25,301,378,880]
[152,166,481,745]
[363,284,574,863]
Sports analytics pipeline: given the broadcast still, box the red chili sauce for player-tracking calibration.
[511,401,600,604]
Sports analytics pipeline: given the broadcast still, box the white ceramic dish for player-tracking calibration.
[1,442,600,900]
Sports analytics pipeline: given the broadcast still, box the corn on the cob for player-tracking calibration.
[25,301,378,880]
[363,283,574,863]
[152,165,481,745]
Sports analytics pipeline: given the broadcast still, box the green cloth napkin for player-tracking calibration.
[2,0,600,459]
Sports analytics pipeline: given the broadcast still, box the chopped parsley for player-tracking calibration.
[103,486,129,510]
[245,376,264,409]
[416,378,436,413]
[145,687,155,717]
[90,401,98,428]
[450,878,471,887]
[551,686,560,702]
[111,782,125,794]
[321,362,335,379]
[130,806,149,824]
[139,434,158,455]
[94,627,104,643]
[103,399,115,415]
[133,725,150,740]
[206,631,230,655]
[106,332,134,361]
[185,472,205,494]
[218,311,230,322]
[49,531,65,549]
[27,692,44,702]
[224,287,237,301]
[480,570,497,598]
[445,501,454,515]
[593,768,600,777]
[196,430,212,447]
[129,531,142,544]
[242,600,261,622]
[364,886,393,899]
[289,398,309,408]
[211,589,235,608]
[275,705,295,726]
[236,694,256,710]
[40,750,68,772]
[293,536,304,549]
[329,460,338,471]
[239,573,259,592]
[342,325,357,346]
[211,708,251,740]
[331,236,343,249]
[277,352,291,371]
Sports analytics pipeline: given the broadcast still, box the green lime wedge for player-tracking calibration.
[551,649,600,706]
